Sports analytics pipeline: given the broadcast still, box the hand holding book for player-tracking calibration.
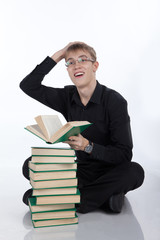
[64,134,89,151]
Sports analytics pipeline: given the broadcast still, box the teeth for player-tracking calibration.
[75,72,84,77]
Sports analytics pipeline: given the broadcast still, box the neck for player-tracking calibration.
[77,79,97,106]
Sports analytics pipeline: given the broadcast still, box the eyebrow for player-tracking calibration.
[66,55,88,61]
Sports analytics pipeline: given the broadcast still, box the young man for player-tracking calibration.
[20,42,144,213]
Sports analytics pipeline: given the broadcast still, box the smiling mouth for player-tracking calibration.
[74,72,84,78]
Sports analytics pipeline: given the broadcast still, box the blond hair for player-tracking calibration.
[65,43,97,61]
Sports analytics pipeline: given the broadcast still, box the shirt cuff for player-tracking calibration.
[36,56,57,75]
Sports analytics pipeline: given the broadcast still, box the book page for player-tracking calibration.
[26,124,48,141]
[50,121,92,143]
[41,115,63,139]
[69,121,91,126]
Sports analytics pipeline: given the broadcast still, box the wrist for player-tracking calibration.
[84,140,93,154]
[83,139,89,151]
[51,51,64,63]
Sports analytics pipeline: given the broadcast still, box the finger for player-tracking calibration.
[68,136,79,141]
[71,145,79,151]
[63,141,74,148]
[63,138,76,143]
[63,141,71,144]
[64,141,75,147]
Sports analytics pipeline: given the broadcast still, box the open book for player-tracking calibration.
[25,115,92,144]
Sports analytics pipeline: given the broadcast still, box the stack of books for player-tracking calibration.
[28,147,80,228]
[24,115,92,228]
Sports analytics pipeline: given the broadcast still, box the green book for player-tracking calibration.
[29,161,77,172]
[35,189,80,205]
[32,214,78,228]
[29,169,77,181]
[25,115,92,144]
[31,155,76,163]
[30,177,78,189]
[32,186,77,196]
[29,197,76,212]
[29,204,76,221]
[31,147,75,156]
[31,209,76,220]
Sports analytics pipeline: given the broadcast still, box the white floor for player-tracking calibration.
[0,159,160,240]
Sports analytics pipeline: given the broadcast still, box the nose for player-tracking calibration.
[74,60,81,68]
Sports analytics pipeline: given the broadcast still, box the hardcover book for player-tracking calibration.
[25,115,92,143]
[29,198,75,212]
[31,147,75,156]
[30,178,78,189]
[32,215,78,228]
[31,156,76,163]
[31,208,76,220]
[29,169,77,181]
[29,161,77,171]
[32,187,77,196]
[35,189,80,205]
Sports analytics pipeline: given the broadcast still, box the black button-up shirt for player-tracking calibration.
[20,57,133,166]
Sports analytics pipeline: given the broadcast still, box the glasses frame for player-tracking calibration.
[65,57,95,67]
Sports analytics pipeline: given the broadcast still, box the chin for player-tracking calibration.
[72,77,85,86]
[76,80,86,87]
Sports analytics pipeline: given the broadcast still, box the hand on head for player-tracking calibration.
[51,41,86,63]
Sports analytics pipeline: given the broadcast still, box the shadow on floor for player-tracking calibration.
[23,197,144,240]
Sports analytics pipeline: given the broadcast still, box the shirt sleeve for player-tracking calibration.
[19,57,68,119]
[90,92,133,165]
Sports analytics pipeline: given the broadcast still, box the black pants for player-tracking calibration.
[23,157,144,213]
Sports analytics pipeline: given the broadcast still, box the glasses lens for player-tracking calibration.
[65,57,93,67]
[78,57,87,63]
[65,59,76,67]
[65,61,69,67]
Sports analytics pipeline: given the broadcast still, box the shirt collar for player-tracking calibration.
[71,80,103,105]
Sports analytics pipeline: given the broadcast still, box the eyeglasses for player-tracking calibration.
[65,57,95,67]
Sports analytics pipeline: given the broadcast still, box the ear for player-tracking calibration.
[93,61,99,72]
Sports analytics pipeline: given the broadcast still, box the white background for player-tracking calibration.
[1,0,160,168]
[0,1,160,239]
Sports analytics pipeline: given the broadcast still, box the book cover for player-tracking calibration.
[25,115,92,144]
[32,215,78,228]
[29,169,77,181]
[31,155,76,163]
[30,178,78,189]
[31,147,75,156]
[36,189,80,205]
[32,187,77,196]
[31,208,76,220]
[29,198,75,212]
[29,161,77,172]
[25,124,91,144]
[52,124,92,144]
